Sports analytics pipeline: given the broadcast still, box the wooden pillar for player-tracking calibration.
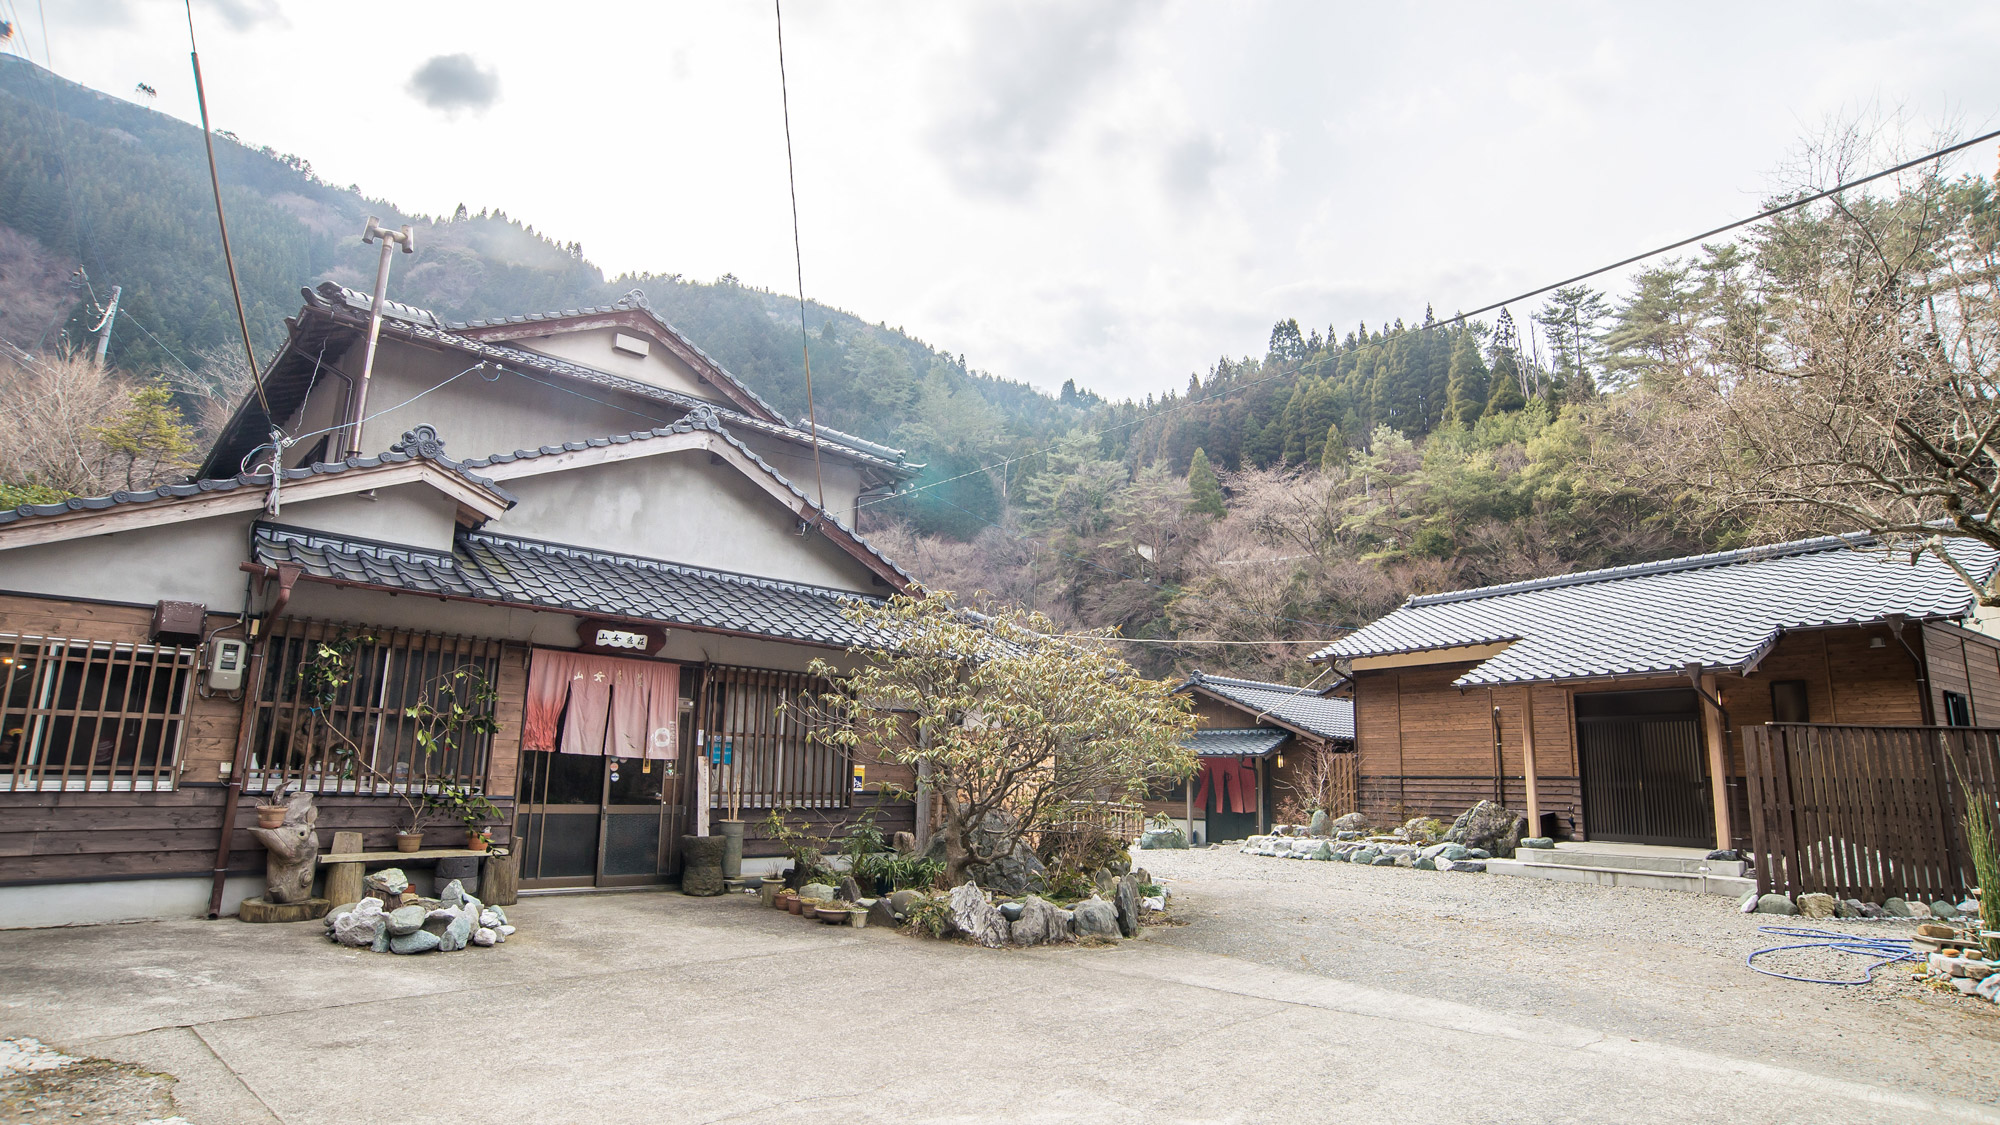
[1184,772,1195,846]
[1701,673,1733,851]
[1521,688,1542,832]
[323,830,365,906]
[1256,756,1268,833]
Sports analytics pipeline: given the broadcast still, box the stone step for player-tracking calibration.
[1485,857,1755,898]
[1516,848,1745,878]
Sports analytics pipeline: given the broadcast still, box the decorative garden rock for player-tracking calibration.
[837,876,865,904]
[1114,873,1141,938]
[1371,855,1397,866]
[1138,827,1189,850]
[1440,859,1486,873]
[438,908,475,952]
[997,901,1026,923]
[390,929,442,955]
[1008,896,1073,946]
[331,900,386,948]
[947,882,1009,948]
[1797,893,1838,919]
[1071,897,1120,941]
[868,896,898,928]
[1414,858,1437,871]
[891,831,918,855]
[1444,801,1528,858]
[1931,901,1961,920]
[386,905,426,936]
[440,880,468,908]
[889,889,924,919]
[1331,812,1369,833]
[965,810,1048,896]
[1398,817,1446,844]
[1755,894,1798,916]
[1308,810,1330,837]
[480,909,504,929]
[1353,847,1380,865]
[1883,898,1914,917]
[472,927,498,947]
[799,883,836,903]
[1519,837,1556,850]
[364,868,411,900]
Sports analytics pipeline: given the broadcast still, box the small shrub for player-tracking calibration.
[1139,883,1163,898]
[903,892,954,938]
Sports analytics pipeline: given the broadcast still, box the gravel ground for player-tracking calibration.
[1135,846,2000,1106]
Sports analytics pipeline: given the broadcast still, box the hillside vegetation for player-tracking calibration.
[6,54,1980,679]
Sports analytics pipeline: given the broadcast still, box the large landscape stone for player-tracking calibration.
[947,882,1010,948]
[438,907,476,952]
[363,868,410,899]
[1115,873,1141,937]
[888,889,924,919]
[390,929,441,954]
[330,900,385,948]
[964,810,1048,896]
[837,876,865,903]
[1444,801,1528,858]
[1138,827,1189,850]
[1308,810,1330,837]
[1755,894,1798,916]
[1071,897,1120,940]
[1008,895,1074,946]
[1797,893,1837,919]
[385,905,426,936]
[1331,812,1369,834]
[1883,898,1914,918]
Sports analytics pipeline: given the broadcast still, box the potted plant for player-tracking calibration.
[429,782,503,852]
[255,802,289,829]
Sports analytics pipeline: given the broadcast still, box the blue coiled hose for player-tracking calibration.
[1745,925,1927,984]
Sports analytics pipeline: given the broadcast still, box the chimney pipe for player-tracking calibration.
[348,216,415,455]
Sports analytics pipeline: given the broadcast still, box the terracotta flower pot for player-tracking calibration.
[255,805,287,829]
[787,895,805,915]
[466,833,490,853]
[395,832,423,853]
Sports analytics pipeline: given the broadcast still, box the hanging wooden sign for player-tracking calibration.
[575,619,668,657]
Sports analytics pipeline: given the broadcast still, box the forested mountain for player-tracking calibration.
[8,55,1964,682]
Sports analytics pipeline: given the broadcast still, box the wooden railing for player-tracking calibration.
[1041,799,1146,844]
[1745,723,2000,902]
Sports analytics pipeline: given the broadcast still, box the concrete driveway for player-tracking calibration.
[2,862,1996,1124]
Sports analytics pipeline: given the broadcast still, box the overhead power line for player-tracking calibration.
[866,128,2000,514]
[773,0,827,517]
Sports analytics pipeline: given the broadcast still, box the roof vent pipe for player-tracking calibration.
[347,216,415,456]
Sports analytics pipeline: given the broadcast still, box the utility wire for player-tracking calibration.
[1439,126,2000,327]
[773,0,827,516]
[183,1,269,418]
[865,128,2000,513]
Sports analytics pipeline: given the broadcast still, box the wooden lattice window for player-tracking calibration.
[703,665,847,811]
[248,619,503,796]
[0,633,196,792]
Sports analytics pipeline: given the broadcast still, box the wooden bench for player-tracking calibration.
[319,832,516,905]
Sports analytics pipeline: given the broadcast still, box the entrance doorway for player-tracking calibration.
[1575,688,1713,847]
[515,653,694,889]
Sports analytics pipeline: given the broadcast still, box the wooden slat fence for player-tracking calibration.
[703,664,845,812]
[1041,799,1146,844]
[1328,751,1359,819]
[1745,723,2000,902]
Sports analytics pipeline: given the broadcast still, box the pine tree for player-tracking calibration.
[1319,423,1348,473]
[1444,330,1489,425]
[1186,447,1225,517]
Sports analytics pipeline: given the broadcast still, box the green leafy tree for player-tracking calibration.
[1187,446,1225,517]
[797,590,1196,888]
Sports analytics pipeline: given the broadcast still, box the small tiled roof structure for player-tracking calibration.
[1184,728,1289,758]
[252,523,887,649]
[1311,534,2000,688]
[1181,672,1355,742]
[200,284,919,481]
[0,443,513,527]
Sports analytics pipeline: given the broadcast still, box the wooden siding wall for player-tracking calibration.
[0,594,525,889]
[735,719,918,859]
[1349,626,1928,845]
[1922,621,2000,726]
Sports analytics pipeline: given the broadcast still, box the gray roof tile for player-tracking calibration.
[1186,728,1289,757]
[1183,673,1354,741]
[252,522,887,649]
[1312,534,1998,686]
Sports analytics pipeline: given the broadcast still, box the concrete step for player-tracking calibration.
[1518,848,1746,878]
[1486,857,1755,898]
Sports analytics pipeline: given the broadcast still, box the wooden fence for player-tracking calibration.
[1744,723,2000,902]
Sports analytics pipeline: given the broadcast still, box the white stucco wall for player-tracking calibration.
[509,328,717,403]
[0,512,257,610]
[492,452,879,594]
[279,483,461,551]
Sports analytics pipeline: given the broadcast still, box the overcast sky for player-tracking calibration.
[22,1,2000,400]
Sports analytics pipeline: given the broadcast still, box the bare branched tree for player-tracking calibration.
[1612,125,2000,601]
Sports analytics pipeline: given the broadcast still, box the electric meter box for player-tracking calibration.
[209,638,248,692]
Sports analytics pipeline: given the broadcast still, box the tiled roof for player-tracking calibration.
[252,523,889,649]
[306,285,911,473]
[455,405,915,586]
[1312,534,1997,687]
[1185,727,1289,758]
[0,445,513,528]
[1183,673,1355,741]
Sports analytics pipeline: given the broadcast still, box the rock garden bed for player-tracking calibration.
[1235,801,1533,872]
[323,868,516,954]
